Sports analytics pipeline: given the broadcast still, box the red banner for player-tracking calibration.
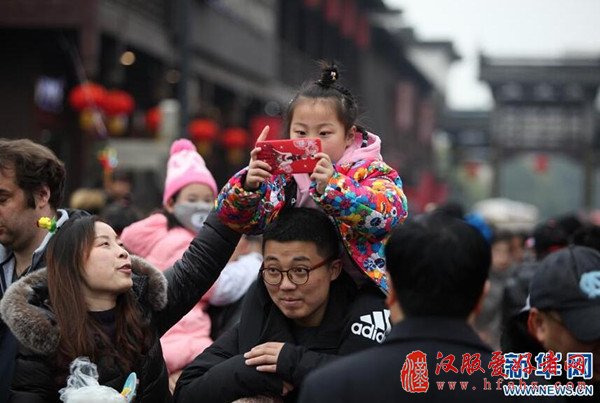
[340,0,358,38]
[355,13,370,49]
[324,0,342,24]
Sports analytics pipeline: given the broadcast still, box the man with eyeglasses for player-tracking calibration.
[174,208,388,403]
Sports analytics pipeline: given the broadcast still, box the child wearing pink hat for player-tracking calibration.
[121,139,260,392]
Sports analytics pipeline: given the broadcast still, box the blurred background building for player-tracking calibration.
[0,0,457,214]
[443,56,600,219]
[1,0,598,220]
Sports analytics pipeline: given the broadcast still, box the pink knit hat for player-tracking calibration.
[163,139,217,206]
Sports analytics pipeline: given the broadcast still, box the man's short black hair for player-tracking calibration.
[263,207,341,259]
[386,212,491,318]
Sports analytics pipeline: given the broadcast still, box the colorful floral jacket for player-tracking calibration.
[216,132,408,292]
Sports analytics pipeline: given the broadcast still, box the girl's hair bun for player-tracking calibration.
[317,62,339,87]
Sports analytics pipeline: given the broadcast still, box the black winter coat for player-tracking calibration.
[299,317,538,403]
[0,211,240,403]
[0,208,89,403]
[174,272,388,403]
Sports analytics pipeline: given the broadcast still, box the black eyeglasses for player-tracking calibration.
[260,255,337,286]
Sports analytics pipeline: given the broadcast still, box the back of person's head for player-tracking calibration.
[106,169,133,200]
[432,201,465,220]
[263,207,340,260]
[284,61,359,135]
[386,212,491,318]
[163,139,217,207]
[100,201,143,236]
[69,188,107,215]
[0,138,65,209]
[531,219,569,260]
[555,213,584,242]
[572,224,600,252]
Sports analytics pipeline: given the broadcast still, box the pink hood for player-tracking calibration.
[337,130,382,166]
[292,131,383,207]
[120,213,196,270]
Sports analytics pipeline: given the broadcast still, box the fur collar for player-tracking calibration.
[0,256,167,355]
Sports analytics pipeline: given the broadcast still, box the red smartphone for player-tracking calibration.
[256,138,322,174]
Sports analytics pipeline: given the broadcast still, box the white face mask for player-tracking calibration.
[173,201,213,233]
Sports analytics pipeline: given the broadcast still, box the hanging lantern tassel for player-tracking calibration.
[97,147,119,190]
[79,108,105,134]
[188,118,219,156]
[107,115,128,136]
[69,82,108,135]
[222,127,249,166]
[101,90,135,136]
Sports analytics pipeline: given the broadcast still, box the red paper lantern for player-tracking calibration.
[145,107,161,132]
[102,90,135,116]
[68,82,107,111]
[188,119,219,142]
[222,127,248,149]
[222,127,249,165]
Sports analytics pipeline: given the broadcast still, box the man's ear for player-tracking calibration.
[328,259,343,281]
[386,284,404,324]
[34,185,51,209]
[385,285,396,308]
[473,280,491,315]
[527,308,547,344]
[467,279,491,326]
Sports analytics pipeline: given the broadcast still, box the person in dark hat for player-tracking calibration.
[527,246,600,384]
[501,245,599,401]
[532,220,570,261]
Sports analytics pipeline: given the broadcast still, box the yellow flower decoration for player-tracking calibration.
[37,216,57,233]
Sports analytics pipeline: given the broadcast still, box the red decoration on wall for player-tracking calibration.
[355,13,370,50]
[102,90,135,116]
[533,154,549,174]
[188,119,219,142]
[340,0,358,38]
[395,82,416,132]
[145,107,161,133]
[222,128,248,149]
[222,127,249,166]
[324,0,342,24]
[68,82,107,111]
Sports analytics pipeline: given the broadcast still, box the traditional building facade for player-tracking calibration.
[0,0,454,213]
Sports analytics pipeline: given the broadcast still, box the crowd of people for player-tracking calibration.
[0,63,598,403]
